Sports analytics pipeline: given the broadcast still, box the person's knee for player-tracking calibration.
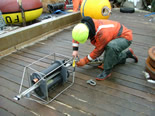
[106,42,118,52]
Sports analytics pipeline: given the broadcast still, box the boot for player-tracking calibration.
[96,69,111,81]
[126,48,138,63]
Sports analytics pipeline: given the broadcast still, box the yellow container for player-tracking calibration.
[2,8,43,24]
[81,0,111,19]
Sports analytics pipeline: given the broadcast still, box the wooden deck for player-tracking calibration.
[0,9,155,116]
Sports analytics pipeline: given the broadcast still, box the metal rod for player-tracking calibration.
[19,66,27,93]
[14,83,39,100]
[17,0,26,26]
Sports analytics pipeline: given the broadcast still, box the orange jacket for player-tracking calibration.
[73,0,83,12]
[72,19,132,60]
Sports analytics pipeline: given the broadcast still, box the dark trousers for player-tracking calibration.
[103,38,132,70]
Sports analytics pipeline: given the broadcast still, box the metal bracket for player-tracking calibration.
[86,79,96,86]
[142,71,155,84]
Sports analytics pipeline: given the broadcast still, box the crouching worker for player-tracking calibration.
[72,16,138,81]
[72,0,83,12]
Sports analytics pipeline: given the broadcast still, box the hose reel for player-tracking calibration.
[14,53,75,104]
[30,60,70,100]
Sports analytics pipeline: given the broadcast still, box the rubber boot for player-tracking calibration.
[126,48,138,63]
[96,69,111,81]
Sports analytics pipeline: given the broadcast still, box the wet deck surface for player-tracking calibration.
[0,10,155,116]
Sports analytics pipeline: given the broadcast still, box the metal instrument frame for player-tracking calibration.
[15,53,75,104]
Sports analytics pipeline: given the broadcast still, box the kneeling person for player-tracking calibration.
[72,16,138,81]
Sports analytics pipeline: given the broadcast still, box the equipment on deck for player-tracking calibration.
[86,79,96,86]
[143,46,155,84]
[87,58,104,70]
[47,3,65,13]
[14,53,75,104]
[81,0,111,19]
[0,0,43,24]
[88,58,103,65]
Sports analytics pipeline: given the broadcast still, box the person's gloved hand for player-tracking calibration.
[76,56,90,67]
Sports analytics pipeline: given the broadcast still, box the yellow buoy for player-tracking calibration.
[81,0,111,19]
[2,8,43,24]
[0,0,43,24]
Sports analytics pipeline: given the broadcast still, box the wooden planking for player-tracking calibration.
[19,38,155,88]
[29,31,154,61]
[14,48,155,91]
[76,66,155,95]
[0,63,23,77]
[0,10,155,115]
[31,42,147,76]
[69,79,155,114]
[0,96,36,116]
[50,75,155,116]
[24,33,153,72]
[12,45,154,97]
[11,47,152,84]
[0,54,95,115]
[0,47,152,92]
[0,67,154,115]
[0,86,64,116]
[75,71,155,102]
[1,50,155,100]
[0,56,146,115]
[110,10,155,32]
[0,59,25,71]
[0,77,88,116]
[4,50,153,92]
[0,51,154,115]
[0,108,15,116]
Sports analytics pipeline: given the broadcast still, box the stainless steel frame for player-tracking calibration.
[14,53,75,104]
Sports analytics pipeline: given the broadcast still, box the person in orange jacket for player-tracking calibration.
[72,0,83,12]
[72,16,138,81]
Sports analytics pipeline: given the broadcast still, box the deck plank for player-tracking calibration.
[0,77,87,116]
[0,96,36,116]
[0,108,15,116]
[17,49,154,89]
[0,10,155,115]
[9,50,155,94]
[1,53,154,115]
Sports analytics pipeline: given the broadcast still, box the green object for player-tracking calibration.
[103,38,132,70]
[72,23,89,44]
[151,0,155,12]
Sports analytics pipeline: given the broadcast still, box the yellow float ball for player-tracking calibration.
[81,0,112,19]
